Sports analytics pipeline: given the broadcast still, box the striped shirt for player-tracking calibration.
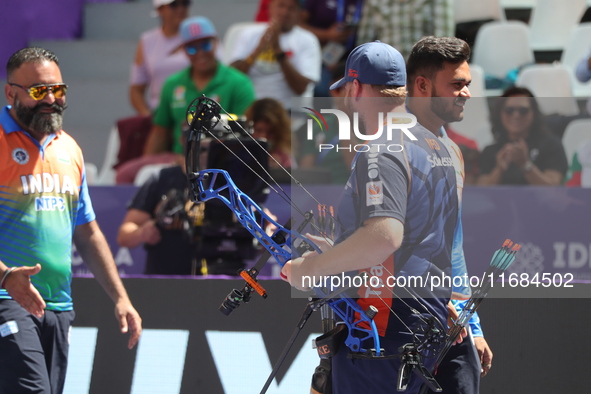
[357,0,455,59]
[0,106,95,311]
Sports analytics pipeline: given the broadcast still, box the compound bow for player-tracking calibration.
[184,96,513,393]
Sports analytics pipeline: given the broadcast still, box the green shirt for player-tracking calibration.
[154,63,255,153]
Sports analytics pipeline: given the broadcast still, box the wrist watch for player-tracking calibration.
[523,160,534,172]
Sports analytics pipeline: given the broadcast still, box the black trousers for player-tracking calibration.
[426,331,481,394]
[0,300,75,394]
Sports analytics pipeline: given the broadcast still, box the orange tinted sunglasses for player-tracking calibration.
[10,83,68,100]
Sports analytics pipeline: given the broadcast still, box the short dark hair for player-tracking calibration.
[6,47,59,81]
[406,36,470,86]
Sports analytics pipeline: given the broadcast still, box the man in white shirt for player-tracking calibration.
[229,0,321,109]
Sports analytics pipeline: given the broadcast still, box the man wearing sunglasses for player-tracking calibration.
[229,0,321,110]
[144,15,255,156]
[0,47,142,394]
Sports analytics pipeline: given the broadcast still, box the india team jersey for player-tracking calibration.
[336,123,458,338]
[0,106,95,311]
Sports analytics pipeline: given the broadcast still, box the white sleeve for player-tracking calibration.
[291,31,322,83]
[227,27,259,64]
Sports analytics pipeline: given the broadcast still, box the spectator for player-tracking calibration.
[0,47,141,394]
[117,16,255,184]
[356,0,454,60]
[129,0,190,116]
[229,0,321,109]
[477,87,568,186]
[117,156,205,275]
[145,15,255,155]
[245,98,292,168]
[300,0,364,97]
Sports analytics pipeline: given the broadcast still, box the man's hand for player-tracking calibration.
[281,251,319,291]
[252,22,281,58]
[507,139,530,168]
[447,301,467,345]
[326,23,353,43]
[474,336,493,377]
[495,144,512,172]
[114,301,142,349]
[304,233,334,253]
[140,220,161,245]
[3,264,46,318]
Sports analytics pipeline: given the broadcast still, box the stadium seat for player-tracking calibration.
[468,64,486,97]
[96,126,120,185]
[528,0,587,52]
[560,23,591,97]
[472,21,534,79]
[84,162,99,186]
[454,0,505,24]
[134,163,172,186]
[516,63,579,116]
[562,118,591,164]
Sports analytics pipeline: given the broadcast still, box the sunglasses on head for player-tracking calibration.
[185,39,214,55]
[10,83,68,100]
[168,0,191,8]
[503,106,531,116]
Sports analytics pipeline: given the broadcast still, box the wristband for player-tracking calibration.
[275,52,286,62]
[0,267,15,288]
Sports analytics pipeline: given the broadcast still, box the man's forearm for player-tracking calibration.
[74,221,131,304]
[277,56,312,95]
[301,216,403,278]
[230,59,252,74]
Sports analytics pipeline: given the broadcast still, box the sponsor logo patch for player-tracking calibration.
[366,181,383,206]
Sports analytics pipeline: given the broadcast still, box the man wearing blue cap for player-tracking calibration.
[144,16,255,156]
[282,41,459,393]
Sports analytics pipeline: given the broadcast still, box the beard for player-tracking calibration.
[430,86,466,123]
[14,97,67,135]
[343,92,368,136]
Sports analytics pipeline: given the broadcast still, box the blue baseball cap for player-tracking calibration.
[180,16,217,46]
[330,41,406,90]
